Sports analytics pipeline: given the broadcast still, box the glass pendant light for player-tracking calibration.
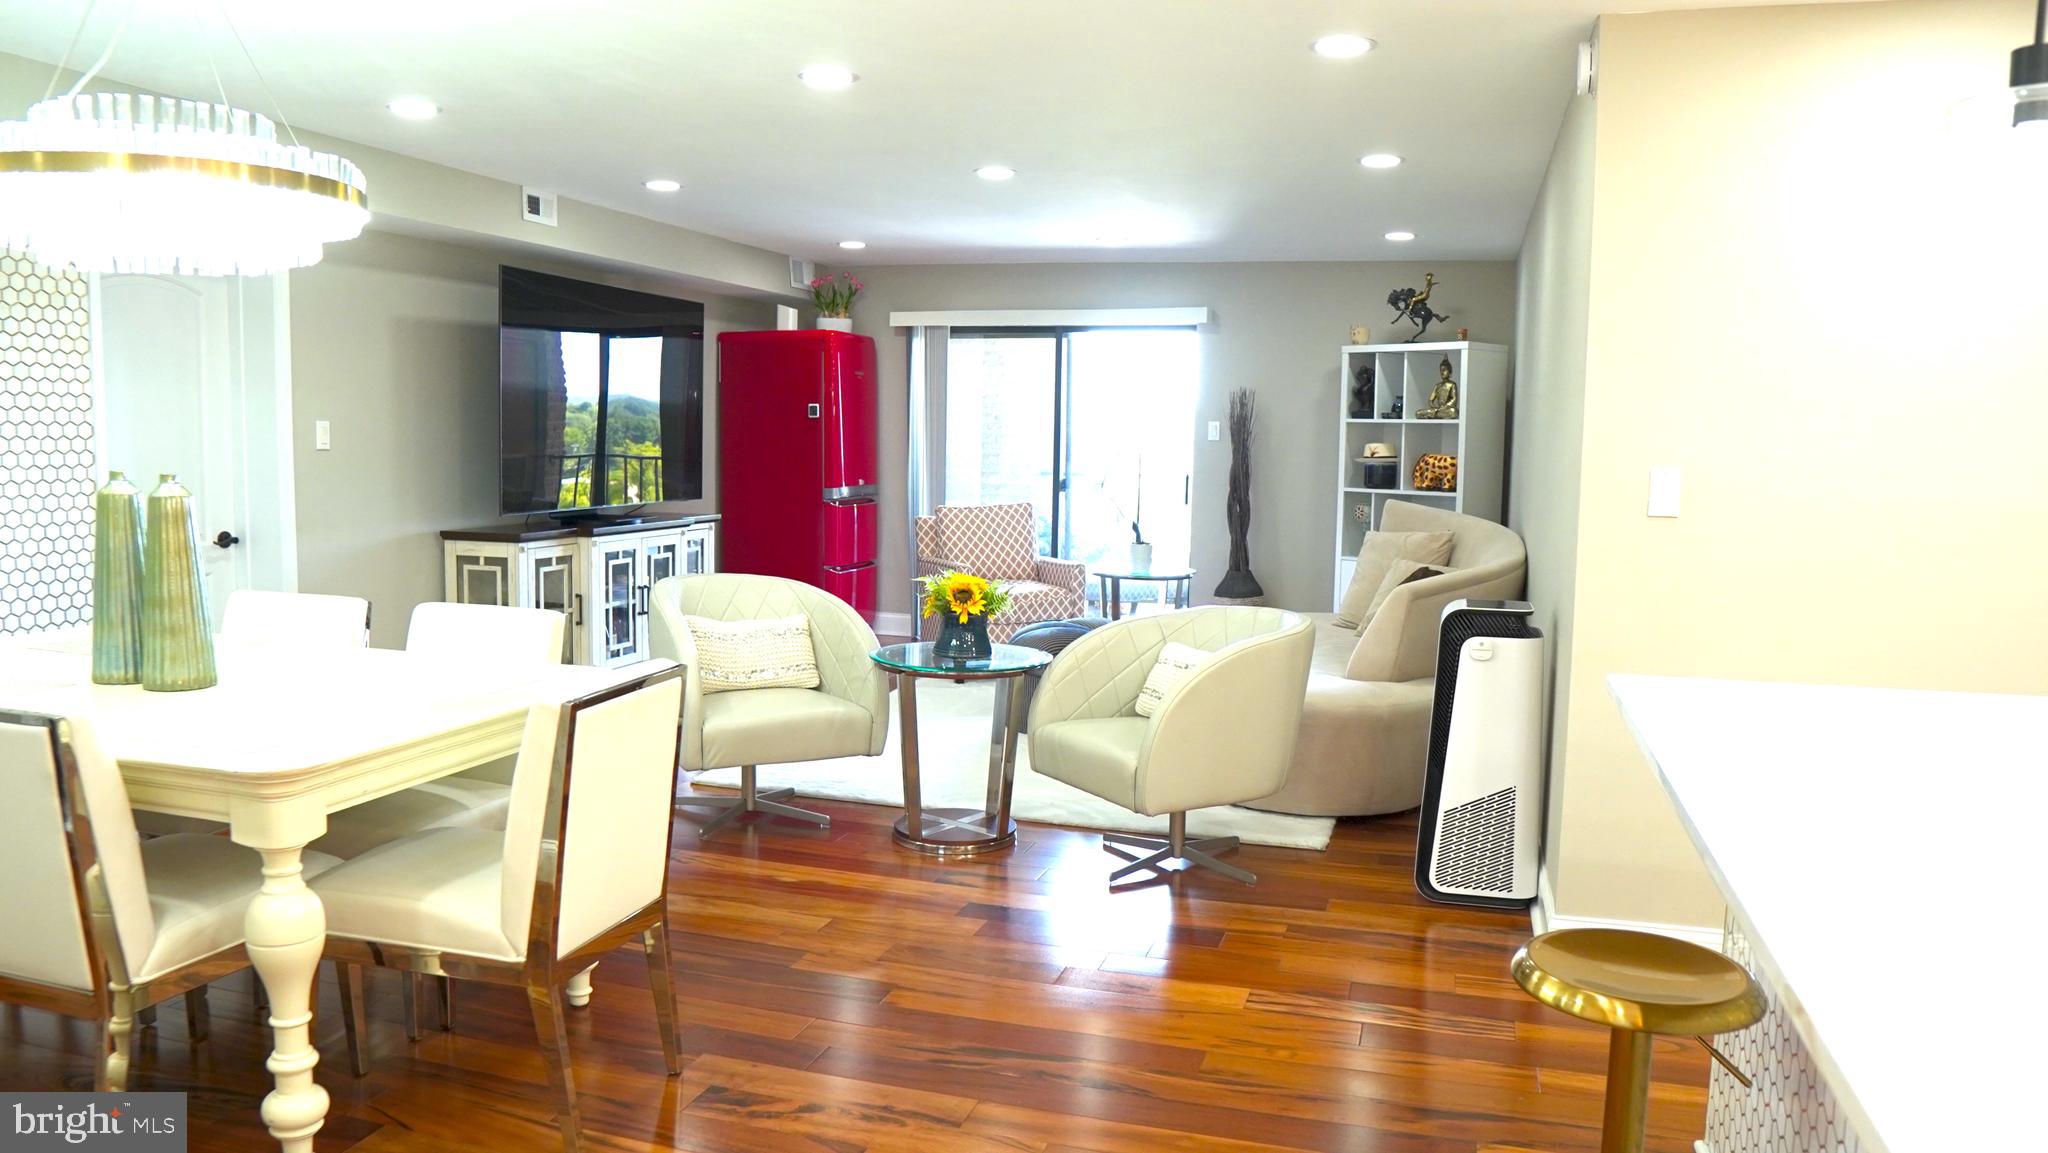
[0,5,369,276]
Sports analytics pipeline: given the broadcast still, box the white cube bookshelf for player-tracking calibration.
[1332,341,1509,607]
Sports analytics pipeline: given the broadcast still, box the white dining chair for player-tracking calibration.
[219,589,372,649]
[0,708,340,1088]
[310,601,569,1033]
[312,663,686,1151]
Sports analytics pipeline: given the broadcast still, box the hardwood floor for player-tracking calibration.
[0,796,1710,1152]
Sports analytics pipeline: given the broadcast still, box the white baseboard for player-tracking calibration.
[873,611,915,638]
[1532,865,1723,952]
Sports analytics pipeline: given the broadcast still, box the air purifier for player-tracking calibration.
[1414,599,1545,908]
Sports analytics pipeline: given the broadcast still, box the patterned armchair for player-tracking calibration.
[914,503,1087,643]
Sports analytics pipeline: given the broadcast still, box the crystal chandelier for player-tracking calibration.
[0,14,369,277]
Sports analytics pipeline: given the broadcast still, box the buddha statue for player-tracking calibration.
[1417,356,1458,420]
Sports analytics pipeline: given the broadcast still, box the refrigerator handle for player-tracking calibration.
[823,483,878,502]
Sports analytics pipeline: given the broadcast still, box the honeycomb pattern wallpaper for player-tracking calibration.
[1704,915,1866,1153]
[0,253,96,636]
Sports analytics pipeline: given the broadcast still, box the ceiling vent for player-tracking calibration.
[522,188,558,227]
[789,256,813,289]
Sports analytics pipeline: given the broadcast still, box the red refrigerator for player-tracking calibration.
[717,330,880,621]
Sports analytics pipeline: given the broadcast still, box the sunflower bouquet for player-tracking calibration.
[920,570,1011,624]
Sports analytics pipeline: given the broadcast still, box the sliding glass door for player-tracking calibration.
[944,327,1199,600]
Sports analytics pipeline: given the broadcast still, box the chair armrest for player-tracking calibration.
[918,556,965,577]
[797,586,891,756]
[647,579,705,770]
[1027,617,1166,728]
[1032,555,1088,595]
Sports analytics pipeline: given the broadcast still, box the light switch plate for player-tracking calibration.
[1207,421,1221,441]
[315,420,331,451]
[1647,466,1680,517]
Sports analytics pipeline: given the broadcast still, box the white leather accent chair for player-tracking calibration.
[650,573,889,834]
[313,664,686,1151]
[219,589,371,649]
[0,709,339,1088]
[1028,606,1315,884]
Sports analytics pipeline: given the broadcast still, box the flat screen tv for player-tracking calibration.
[498,266,705,518]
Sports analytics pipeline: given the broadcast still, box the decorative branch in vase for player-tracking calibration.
[808,271,862,332]
[1214,388,1264,603]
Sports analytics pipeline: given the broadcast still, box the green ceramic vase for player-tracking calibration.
[141,474,217,692]
[90,471,145,685]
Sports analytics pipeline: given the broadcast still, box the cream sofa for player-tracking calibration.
[1245,500,1526,817]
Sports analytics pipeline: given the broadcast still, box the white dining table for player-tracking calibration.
[0,627,648,1153]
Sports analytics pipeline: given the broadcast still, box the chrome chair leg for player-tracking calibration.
[678,765,830,835]
[182,987,210,1042]
[1101,814,1257,885]
[402,975,422,1042]
[527,982,583,1152]
[435,976,455,1031]
[643,924,683,1075]
[334,962,370,1077]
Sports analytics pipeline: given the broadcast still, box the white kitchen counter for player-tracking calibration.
[1610,675,2044,1153]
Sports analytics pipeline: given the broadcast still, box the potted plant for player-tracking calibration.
[921,570,1011,659]
[1213,388,1264,604]
[809,271,863,332]
[1101,462,1150,571]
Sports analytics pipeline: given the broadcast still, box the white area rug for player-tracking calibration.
[694,679,1335,850]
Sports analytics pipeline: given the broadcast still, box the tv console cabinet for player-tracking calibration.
[440,515,718,668]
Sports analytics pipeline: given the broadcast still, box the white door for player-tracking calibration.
[96,274,297,630]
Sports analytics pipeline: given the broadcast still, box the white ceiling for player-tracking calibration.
[0,1,1859,266]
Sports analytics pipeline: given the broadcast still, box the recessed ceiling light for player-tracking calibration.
[1359,153,1403,169]
[386,96,439,121]
[838,240,867,250]
[798,65,857,91]
[1385,230,1416,242]
[975,164,1017,181]
[1312,34,1375,60]
[643,178,681,193]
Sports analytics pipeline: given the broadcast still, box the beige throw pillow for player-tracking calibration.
[1335,530,1454,627]
[682,614,821,694]
[1360,558,1447,634]
[1134,642,1212,718]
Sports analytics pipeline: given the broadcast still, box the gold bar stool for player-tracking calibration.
[1511,928,1766,1153]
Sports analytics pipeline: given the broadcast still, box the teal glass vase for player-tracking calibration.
[141,474,217,692]
[90,471,145,685]
[934,614,992,660]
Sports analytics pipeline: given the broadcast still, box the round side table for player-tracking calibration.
[870,641,1052,856]
[1094,567,1196,620]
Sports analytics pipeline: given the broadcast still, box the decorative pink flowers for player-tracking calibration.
[810,270,862,318]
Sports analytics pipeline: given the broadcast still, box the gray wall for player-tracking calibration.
[1508,95,1595,893]
[289,229,775,646]
[831,261,1517,618]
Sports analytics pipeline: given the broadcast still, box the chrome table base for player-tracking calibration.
[893,669,1031,856]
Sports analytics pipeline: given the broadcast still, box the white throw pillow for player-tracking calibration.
[1134,641,1213,718]
[682,614,821,694]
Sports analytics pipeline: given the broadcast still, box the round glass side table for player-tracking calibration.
[870,641,1052,856]
[1093,567,1196,620]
